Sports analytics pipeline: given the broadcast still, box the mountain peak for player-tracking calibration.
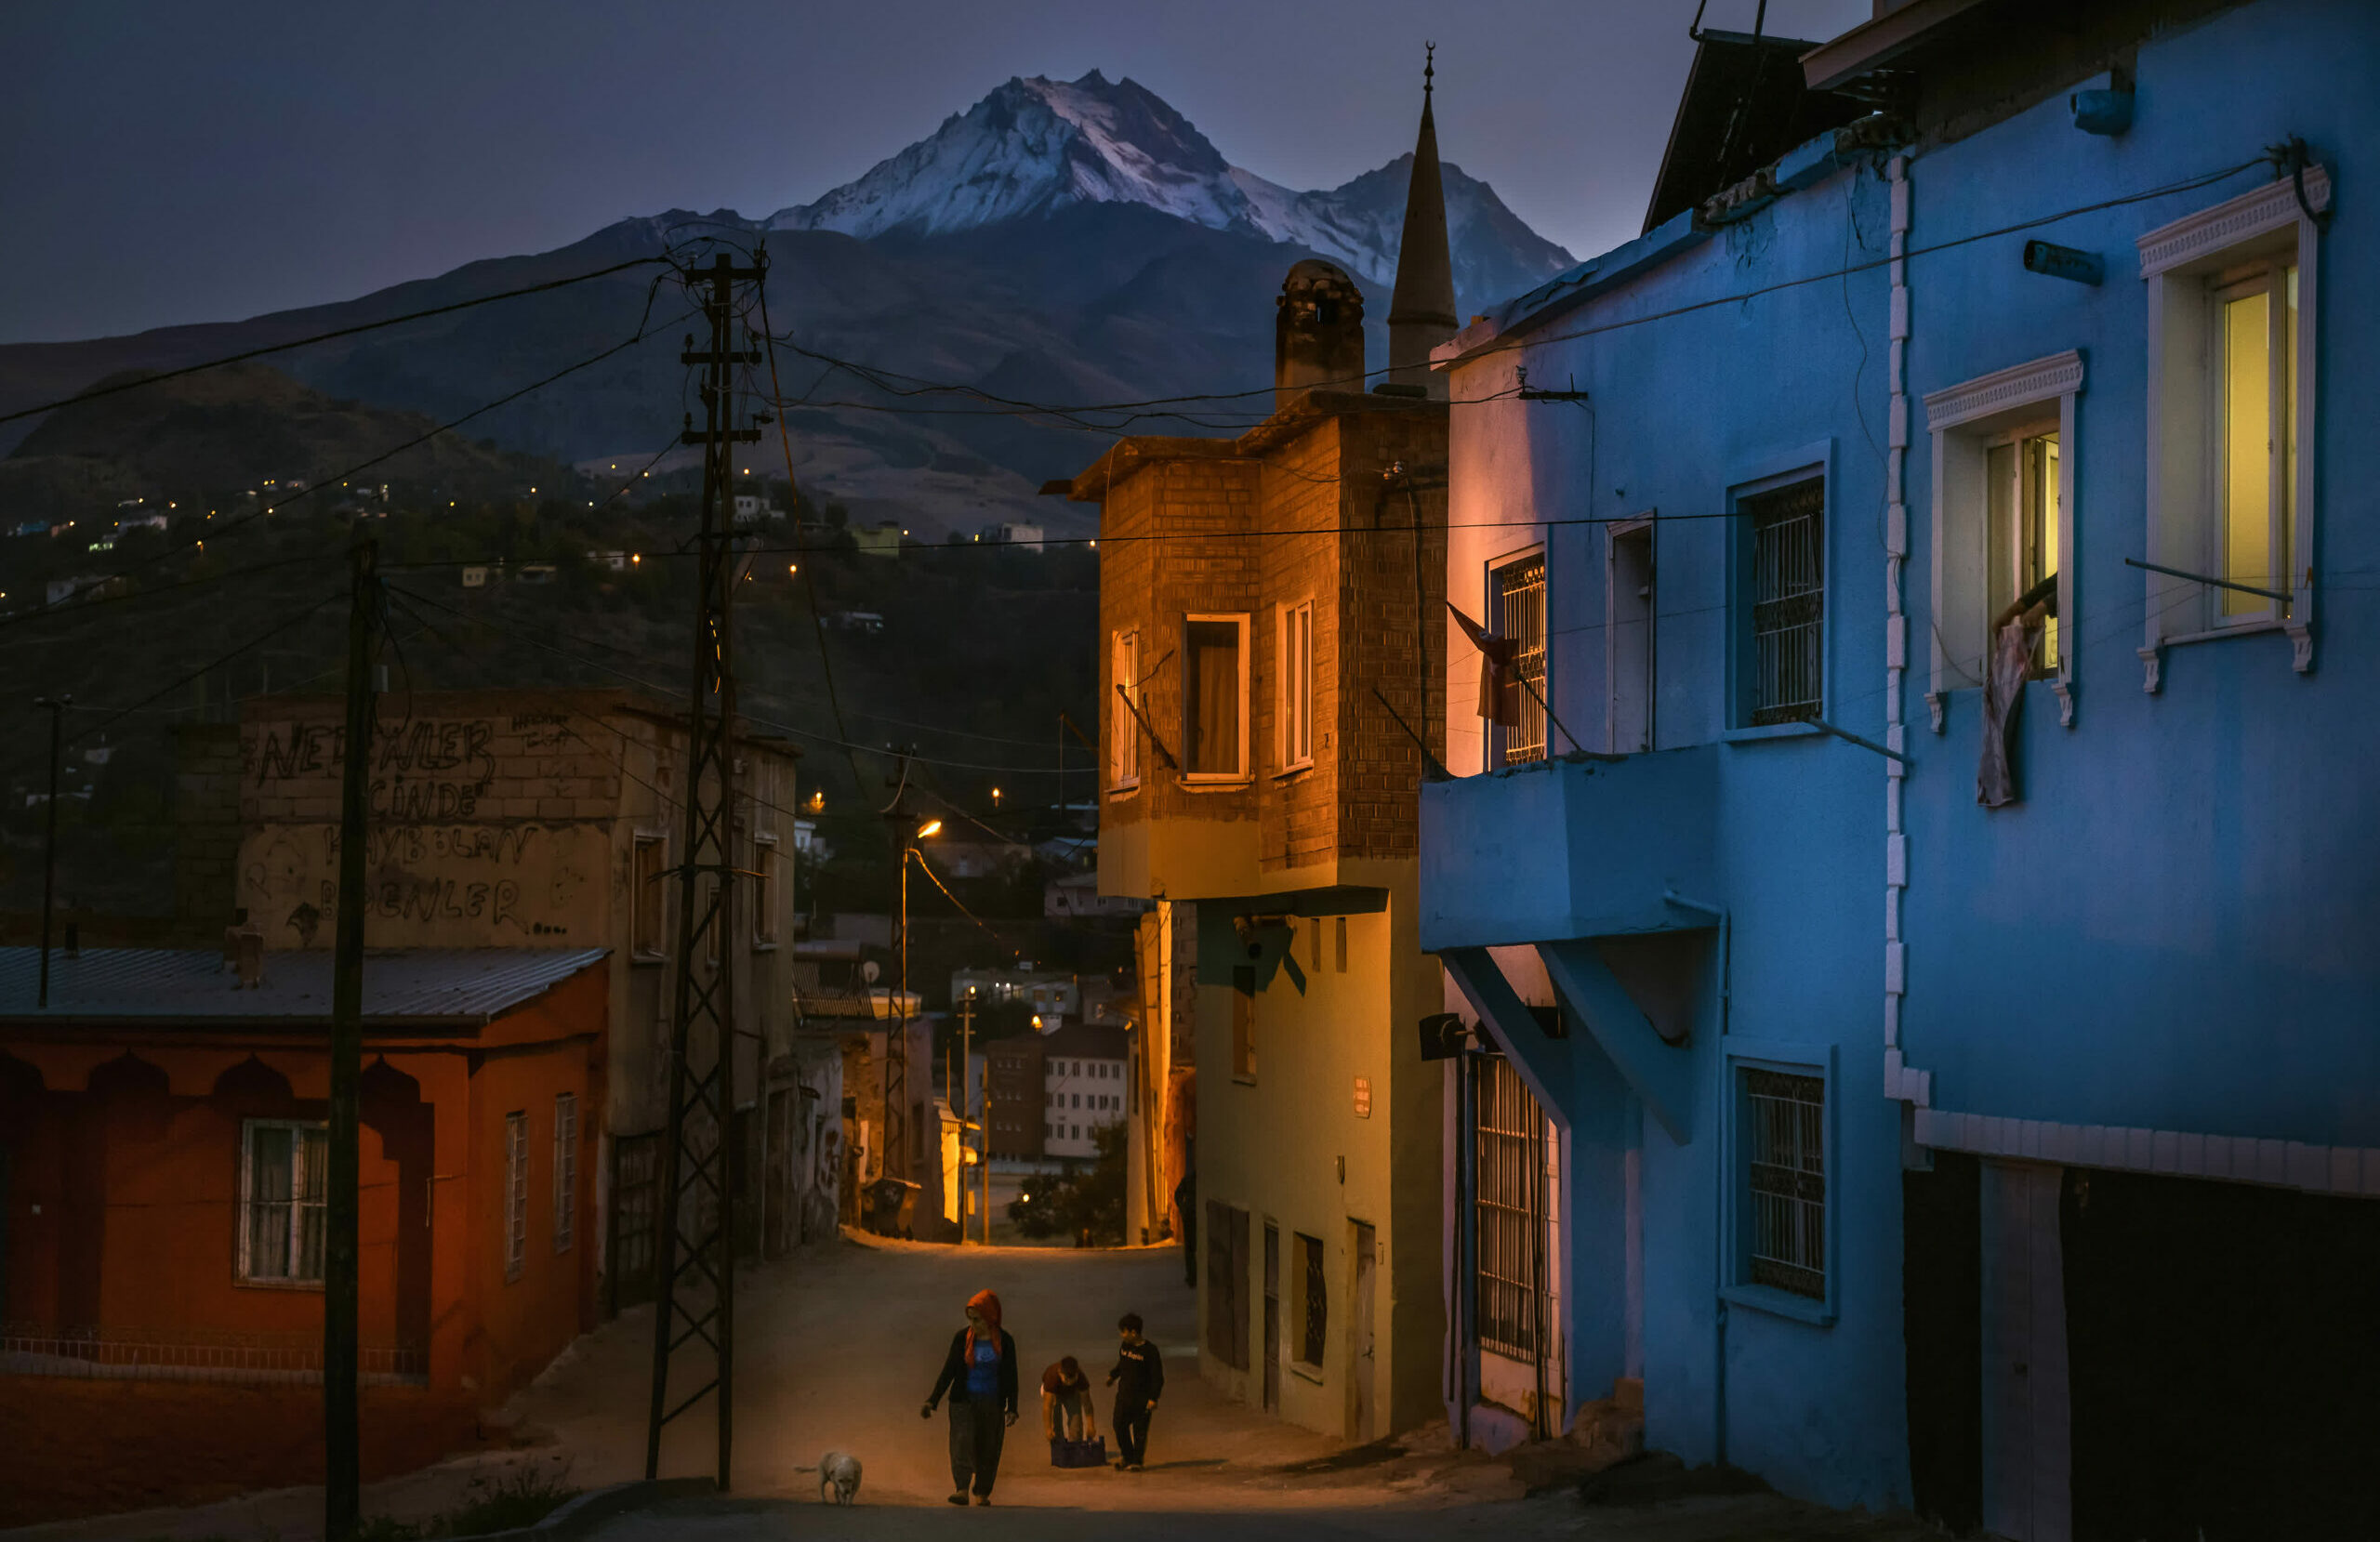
[765,72,1573,311]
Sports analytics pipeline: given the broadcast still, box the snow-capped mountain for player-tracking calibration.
[769,71,1573,313]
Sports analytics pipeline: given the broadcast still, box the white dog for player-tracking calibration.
[800,1450,863,1505]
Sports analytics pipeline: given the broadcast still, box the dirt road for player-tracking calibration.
[10,1236,1936,1542]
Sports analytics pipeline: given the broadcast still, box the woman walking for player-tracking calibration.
[921,1288,1018,1505]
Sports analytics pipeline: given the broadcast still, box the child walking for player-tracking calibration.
[1105,1311,1163,1470]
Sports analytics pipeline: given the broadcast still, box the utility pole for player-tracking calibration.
[959,991,973,1244]
[880,748,917,1186]
[325,528,379,1541]
[33,694,67,1009]
[645,251,764,1492]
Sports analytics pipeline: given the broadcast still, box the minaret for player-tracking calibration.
[1386,45,1458,399]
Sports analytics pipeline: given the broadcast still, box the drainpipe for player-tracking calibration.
[1665,888,1731,1464]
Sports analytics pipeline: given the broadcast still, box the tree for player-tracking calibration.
[1008,1121,1126,1245]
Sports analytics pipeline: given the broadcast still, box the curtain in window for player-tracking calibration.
[247,1125,293,1275]
[296,1127,327,1279]
[1186,622,1240,774]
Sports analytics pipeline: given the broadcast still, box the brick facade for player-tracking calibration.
[1080,394,1447,895]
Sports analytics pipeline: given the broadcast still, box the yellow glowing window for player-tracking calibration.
[1985,425,2061,673]
[2215,263,2297,620]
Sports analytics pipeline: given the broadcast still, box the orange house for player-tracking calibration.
[0,944,607,1516]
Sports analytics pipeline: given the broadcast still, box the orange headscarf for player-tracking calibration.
[964,1289,1003,1357]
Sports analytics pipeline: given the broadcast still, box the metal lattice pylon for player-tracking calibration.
[645,252,764,1489]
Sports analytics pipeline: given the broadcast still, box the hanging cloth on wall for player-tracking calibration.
[1977,618,2036,809]
[1448,603,1521,726]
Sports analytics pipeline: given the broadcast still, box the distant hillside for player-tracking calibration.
[0,71,1573,540]
[0,362,565,522]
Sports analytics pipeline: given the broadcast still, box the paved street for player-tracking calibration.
[11,1237,1936,1542]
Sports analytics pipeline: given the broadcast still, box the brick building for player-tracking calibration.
[984,1035,1045,1161]
[1061,76,1454,1443]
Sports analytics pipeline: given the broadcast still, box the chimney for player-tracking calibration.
[1274,260,1366,413]
[225,911,264,988]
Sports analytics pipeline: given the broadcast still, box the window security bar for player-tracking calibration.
[2123,556,2291,604]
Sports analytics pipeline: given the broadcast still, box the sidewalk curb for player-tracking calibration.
[452,1477,716,1542]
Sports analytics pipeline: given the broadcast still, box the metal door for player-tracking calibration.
[608,1131,661,1312]
[1351,1220,1378,1441]
[1983,1161,2071,1542]
[1262,1222,1280,1412]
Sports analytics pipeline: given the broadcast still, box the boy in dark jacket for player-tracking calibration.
[1105,1311,1163,1470]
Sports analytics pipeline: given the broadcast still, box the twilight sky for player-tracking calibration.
[0,0,1871,345]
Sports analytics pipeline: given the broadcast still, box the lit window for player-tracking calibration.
[1277,599,1315,771]
[2138,167,2322,670]
[1110,630,1142,791]
[1985,427,2063,674]
[239,1120,326,1285]
[1183,613,1250,780]
[2215,262,2297,622]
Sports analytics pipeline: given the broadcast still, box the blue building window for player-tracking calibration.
[1743,477,1826,726]
[1742,1066,1827,1299]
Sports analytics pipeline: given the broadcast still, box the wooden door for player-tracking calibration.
[1263,1222,1281,1412]
[1982,1161,2071,1542]
[1351,1220,1378,1441]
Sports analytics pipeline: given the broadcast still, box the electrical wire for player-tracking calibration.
[0,257,675,428]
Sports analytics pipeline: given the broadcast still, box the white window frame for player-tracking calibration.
[1276,598,1316,774]
[552,1092,578,1254]
[630,832,669,961]
[750,834,780,947]
[504,1110,529,1283]
[1924,352,2083,731]
[236,1118,327,1287]
[1605,517,1658,754]
[1719,1040,1837,1326]
[1181,612,1251,784]
[1486,547,1548,767]
[1109,629,1142,794]
[2138,166,2325,684]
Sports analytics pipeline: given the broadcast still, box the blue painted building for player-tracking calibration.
[1423,3,2380,1535]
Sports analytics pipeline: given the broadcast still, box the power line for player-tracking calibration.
[0,257,674,428]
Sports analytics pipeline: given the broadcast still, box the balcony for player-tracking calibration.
[1419,745,1719,950]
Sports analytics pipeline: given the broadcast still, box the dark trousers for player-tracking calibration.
[947,1398,1005,1496]
[1114,1399,1152,1467]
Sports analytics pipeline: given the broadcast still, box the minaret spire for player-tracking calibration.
[1387,42,1458,399]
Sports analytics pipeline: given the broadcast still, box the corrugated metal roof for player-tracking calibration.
[0,947,607,1025]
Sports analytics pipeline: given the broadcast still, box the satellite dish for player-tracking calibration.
[861,960,881,983]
